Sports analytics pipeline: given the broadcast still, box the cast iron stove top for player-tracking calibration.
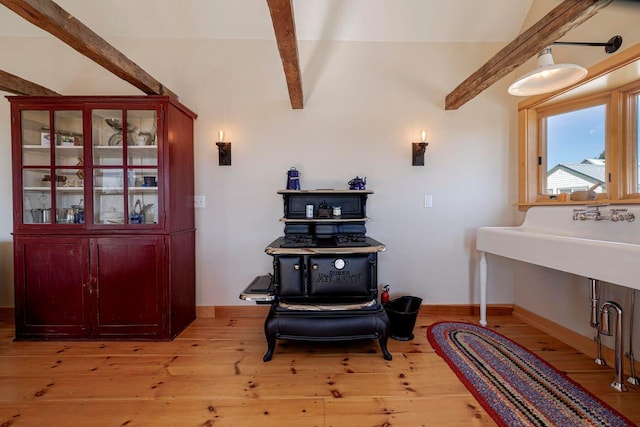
[280,234,371,248]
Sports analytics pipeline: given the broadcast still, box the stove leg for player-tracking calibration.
[263,342,275,362]
[379,334,392,360]
[263,315,276,362]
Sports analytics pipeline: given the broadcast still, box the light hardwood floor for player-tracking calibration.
[1,311,639,426]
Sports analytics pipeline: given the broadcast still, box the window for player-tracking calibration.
[539,101,607,199]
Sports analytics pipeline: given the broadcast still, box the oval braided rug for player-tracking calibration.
[427,321,636,427]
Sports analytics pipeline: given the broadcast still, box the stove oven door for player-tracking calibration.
[308,254,376,298]
[275,256,305,297]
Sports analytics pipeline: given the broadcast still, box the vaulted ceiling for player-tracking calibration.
[0,0,535,42]
[0,0,635,109]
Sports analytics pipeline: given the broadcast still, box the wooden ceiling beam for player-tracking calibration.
[444,0,614,110]
[0,0,178,99]
[266,0,303,109]
[0,69,60,95]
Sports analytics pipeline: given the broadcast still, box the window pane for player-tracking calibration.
[21,110,50,166]
[23,169,51,224]
[128,168,158,224]
[126,110,157,167]
[544,104,606,195]
[53,110,83,165]
[94,168,124,224]
[92,109,124,166]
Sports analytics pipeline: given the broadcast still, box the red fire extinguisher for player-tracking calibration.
[381,284,390,304]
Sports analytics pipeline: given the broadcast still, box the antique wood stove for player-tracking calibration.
[241,189,391,361]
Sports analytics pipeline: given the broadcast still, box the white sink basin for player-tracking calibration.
[477,225,640,290]
[475,205,640,325]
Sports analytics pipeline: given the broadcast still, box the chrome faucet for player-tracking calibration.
[573,205,604,221]
[572,205,635,222]
[573,209,587,221]
[610,208,635,222]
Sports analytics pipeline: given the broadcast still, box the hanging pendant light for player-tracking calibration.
[508,48,587,96]
[508,35,623,97]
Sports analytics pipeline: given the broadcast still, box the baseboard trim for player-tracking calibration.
[419,304,513,317]
[513,305,595,356]
[0,307,14,321]
[198,304,513,318]
[197,305,270,318]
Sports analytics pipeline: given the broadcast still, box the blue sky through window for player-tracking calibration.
[546,104,606,171]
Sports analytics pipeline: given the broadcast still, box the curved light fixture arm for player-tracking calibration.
[552,35,623,54]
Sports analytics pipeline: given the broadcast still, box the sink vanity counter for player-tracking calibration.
[476,205,640,325]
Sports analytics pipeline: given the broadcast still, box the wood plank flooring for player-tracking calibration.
[1,313,639,426]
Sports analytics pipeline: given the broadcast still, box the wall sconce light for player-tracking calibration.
[412,130,428,166]
[215,130,231,166]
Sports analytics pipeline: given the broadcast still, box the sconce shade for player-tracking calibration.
[216,142,231,166]
[412,142,428,166]
[508,48,587,96]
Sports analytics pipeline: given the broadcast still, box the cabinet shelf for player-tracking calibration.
[24,186,85,192]
[93,145,158,159]
[21,145,158,160]
[94,187,158,194]
[23,144,83,156]
[25,186,158,194]
[129,187,159,192]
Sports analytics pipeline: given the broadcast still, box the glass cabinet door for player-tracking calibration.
[53,110,85,224]
[91,108,158,225]
[127,110,158,225]
[21,109,84,225]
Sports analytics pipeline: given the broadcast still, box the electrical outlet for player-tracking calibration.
[193,195,205,208]
[424,195,433,208]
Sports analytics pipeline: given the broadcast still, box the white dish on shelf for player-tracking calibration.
[100,211,124,223]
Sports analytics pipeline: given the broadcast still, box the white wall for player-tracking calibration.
[0,36,519,307]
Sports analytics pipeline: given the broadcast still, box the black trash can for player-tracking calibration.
[384,296,423,341]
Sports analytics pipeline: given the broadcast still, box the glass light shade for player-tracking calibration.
[508,49,587,96]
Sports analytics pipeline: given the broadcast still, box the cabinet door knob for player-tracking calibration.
[312,264,318,270]
[293,264,300,270]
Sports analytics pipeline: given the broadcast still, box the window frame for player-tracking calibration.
[623,86,640,199]
[535,95,611,202]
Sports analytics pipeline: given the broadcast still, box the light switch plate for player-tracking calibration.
[193,195,205,208]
